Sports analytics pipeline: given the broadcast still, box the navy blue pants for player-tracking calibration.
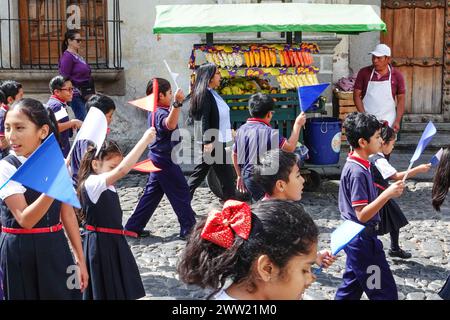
[243,172,264,203]
[125,157,196,237]
[335,233,398,300]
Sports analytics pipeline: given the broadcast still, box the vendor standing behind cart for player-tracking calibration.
[353,44,405,132]
[187,63,235,201]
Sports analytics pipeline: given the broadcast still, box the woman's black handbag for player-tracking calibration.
[79,78,96,100]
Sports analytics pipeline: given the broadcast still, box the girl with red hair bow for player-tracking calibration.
[178,199,320,300]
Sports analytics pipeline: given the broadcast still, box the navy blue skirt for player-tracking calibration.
[0,231,82,300]
[82,232,145,300]
[377,199,409,235]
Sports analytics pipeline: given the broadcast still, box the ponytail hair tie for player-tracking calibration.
[201,200,252,249]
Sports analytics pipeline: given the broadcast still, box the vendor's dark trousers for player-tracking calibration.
[188,143,235,201]
[335,233,398,300]
[125,161,196,237]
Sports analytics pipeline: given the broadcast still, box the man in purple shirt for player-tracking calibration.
[336,112,404,300]
[353,44,406,132]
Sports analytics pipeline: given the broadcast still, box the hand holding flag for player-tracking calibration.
[0,134,81,208]
[312,220,363,275]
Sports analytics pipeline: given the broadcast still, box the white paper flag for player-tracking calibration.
[66,107,107,159]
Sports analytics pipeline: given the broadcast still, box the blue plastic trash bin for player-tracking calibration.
[304,117,342,165]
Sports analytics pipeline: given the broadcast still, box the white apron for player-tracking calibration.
[363,65,397,127]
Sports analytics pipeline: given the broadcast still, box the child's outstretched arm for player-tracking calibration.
[165,89,184,131]
[389,163,431,181]
[104,127,156,186]
[355,180,404,223]
[281,112,306,152]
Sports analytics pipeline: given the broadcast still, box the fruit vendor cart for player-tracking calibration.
[153,2,386,194]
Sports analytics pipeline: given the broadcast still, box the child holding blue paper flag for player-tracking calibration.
[336,112,405,300]
[0,98,88,300]
[253,149,337,271]
[370,125,430,259]
[178,200,320,300]
[77,127,156,300]
[431,147,450,300]
[232,93,306,202]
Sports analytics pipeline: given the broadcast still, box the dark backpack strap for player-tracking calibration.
[2,154,22,169]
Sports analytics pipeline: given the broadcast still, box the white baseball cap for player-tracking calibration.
[369,44,391,57]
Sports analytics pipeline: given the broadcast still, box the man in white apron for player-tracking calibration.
[353,44,406,133]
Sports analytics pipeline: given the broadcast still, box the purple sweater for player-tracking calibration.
[58,51,92,89]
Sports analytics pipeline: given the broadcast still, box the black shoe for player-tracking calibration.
[389,248,412,259]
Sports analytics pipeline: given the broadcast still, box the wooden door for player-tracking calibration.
[381,0,448,122]
[19,0,107,68]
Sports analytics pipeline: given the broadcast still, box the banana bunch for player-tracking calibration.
[205,52,245,69]
[277,74,319,89]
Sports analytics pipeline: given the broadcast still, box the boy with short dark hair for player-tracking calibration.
[335,112,404,300]
[232,93,306,202]
[47,75,82,157]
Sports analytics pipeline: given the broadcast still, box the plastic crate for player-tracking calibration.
[223,92,326,139]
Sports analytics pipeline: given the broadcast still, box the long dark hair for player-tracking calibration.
[432,147,450,211]
[189,63,217,120]
[62,29,80,52]
[177,200,318,297]
[8,98,61,147]
[76,140,122,223]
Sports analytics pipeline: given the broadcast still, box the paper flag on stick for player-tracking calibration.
[0,134,81,208]
[133,159,162,173]
[128,94,156,112]
[67,107,107,159]
[431,148,444,167]
[163,59,180,91]
[410,121,437,164]
[330,220,365,256]
[297,83,330,112]
[403,121,437,182]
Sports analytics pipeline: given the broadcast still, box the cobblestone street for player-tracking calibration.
[117,173,450,300]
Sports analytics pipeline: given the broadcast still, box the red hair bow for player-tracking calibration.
[201,200,252,249]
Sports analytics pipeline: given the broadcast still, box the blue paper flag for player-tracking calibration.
[0,134,81,208]
[410,121,437,164]
[330,220,366,256]
[297,83,330,112]
[431,148,444,167]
